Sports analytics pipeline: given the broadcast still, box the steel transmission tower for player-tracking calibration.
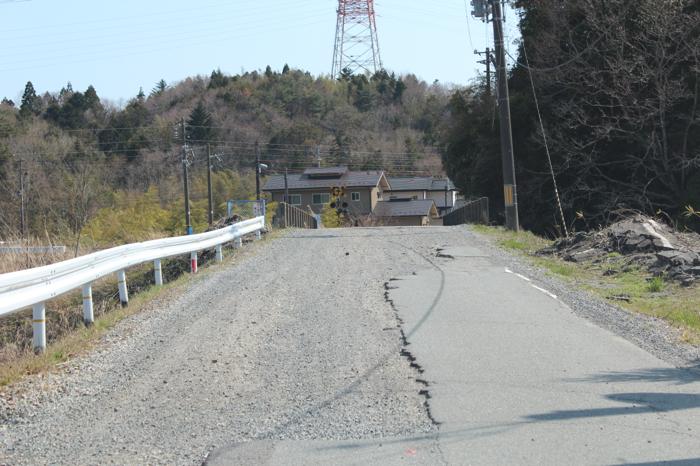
[332,0,383,77]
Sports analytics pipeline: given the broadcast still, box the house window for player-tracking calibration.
[288,194,301,205]
[351,192,360,201]
[312,193,330,205]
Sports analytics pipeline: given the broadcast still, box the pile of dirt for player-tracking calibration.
[539,215,700,285]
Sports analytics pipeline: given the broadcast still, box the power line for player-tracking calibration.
[521,35,567,237]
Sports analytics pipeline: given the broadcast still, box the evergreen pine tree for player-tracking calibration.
[19,81,42,118]
[208,69,228,89]
[150,79,167,97]
[84,85,101,111]
[186,101,214,143]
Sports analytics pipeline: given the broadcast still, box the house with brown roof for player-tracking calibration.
[262,167,390,215]
[386,177,458,214]
[371,199,441,226]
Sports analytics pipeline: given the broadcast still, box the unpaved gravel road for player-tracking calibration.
[1,227,449,465]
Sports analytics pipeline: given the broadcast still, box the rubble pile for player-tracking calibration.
[539,215,700,285]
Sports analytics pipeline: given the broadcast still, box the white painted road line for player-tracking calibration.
[506,267,557,299]
[530,284,558,300]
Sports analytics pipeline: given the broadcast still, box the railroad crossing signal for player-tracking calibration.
[330,186,346,197]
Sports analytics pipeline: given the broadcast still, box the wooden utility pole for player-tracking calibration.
[181,118,192,235]
[490,0,519,231]
[207,144,214,226]
[255,141,261,201]
[476,47,492,96]
[485,47,491,96]
[18,159,26,241]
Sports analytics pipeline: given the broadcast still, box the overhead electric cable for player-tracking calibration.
[521,36,568,237]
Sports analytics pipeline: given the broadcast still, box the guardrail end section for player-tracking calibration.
[32,302,46,353]
[82,283,94,326]
[117,270,129,307]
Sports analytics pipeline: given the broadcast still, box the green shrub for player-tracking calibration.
[320,203,342,228]
[647,276,665,293]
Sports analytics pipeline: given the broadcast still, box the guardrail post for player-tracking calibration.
[235,237,242,249]
[154,259,163,286]
[255,230,261,240]
[215,244,223,262]
[190,251,198,273]
[32,302,46,353]
[117,270,129,307]
[82,283,94,325]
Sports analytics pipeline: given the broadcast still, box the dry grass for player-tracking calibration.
[473,225,700,344]
[0,235,80,275]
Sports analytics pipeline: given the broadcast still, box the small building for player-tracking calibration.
[262,166,390,215]
[386,177,458,215]
[371,199,441,226]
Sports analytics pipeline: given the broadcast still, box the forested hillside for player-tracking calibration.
[2,0,697,245]
[442,0,699,234]
[0,66,448,245]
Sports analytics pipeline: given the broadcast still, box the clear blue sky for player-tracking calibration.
[0,0,520,104]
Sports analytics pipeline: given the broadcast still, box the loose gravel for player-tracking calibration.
[1,227,455,465]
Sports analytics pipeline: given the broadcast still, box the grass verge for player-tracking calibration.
[0,230,281,388]
[472,224,700,345]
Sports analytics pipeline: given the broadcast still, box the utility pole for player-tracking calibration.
[476,47,492,96]
[181,118,192,235]
[444,182,448,212]
[207,144,214,226]
[18,159,26,241]
[316,146,322,168]
[473,0,519,231]
[255,141,261,201]
[284,168,289,203]
[490,0,519,231]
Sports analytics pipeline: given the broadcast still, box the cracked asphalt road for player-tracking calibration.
[2,226,700,465]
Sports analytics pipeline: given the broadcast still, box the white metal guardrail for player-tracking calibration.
[0,216,265,352]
